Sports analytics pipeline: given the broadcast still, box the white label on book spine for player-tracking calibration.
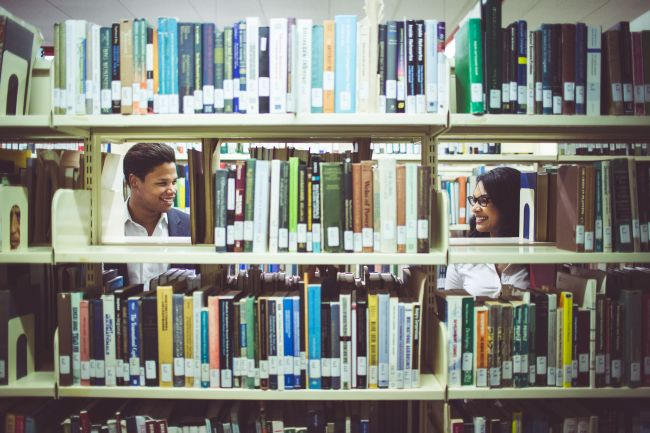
[645,84,650,102]
[343,230,354,251]
[623,83,633,102]
[354,233,363,252]
[60,355,71,375]
[145,360,157,379]
[95,360,105,378]
[522,355,529,374]
[327,227,340,247]
[368,365,377,384]
[215,227,226,248]
[553,95,562,114]
[502,83,510,103]
[564,82,575,101]
[127,357,139,376]
[215,88,225,109]
[512,355,522,374]
[397,226,406,246]
[221,369,232,388]
[194,91,203,110]
[122,362,129,381]
[309,360,321,378]
[203,85,215,105]
[596,355,605,374]
[298,223,307,243]
[85,80,93,100]
[234,221,244,241]
[536,357,546,376]
[529,365,536,383]
[462,353,473,372]
[476,368,487,387]
[324,71,335,91]
[575,85,585,105]
[576,224,585,245]
[278,228,289,248]
[90,359,96,380]
[227,225,235,245]
[535,82,543,101]
[311,88,323,108]
[644,356,650,375]
[611,83,623,102]
[517,85,526,104]
[417,219,428,239]
[641,224,648,244]
[509,81,517,101]
[564,364,572,381]
[183,96,194,114]
[489,367,500,386]
[224,80,234,99]
[489,89,501,109]
[632,219,640,238]
[340,91,351,111]
[631,362,641,382]
[101,89,112,110]
[585,231,594,251]
[357,357,367,375]
[547,367,555,385]
[160,363,172,382]
[612,359,621,379]
[312,223,321,243]
[543,89,552,108]
[105,366,116,385]
[121,86,132,106]
[260,360,269,379]
[259,77,270,97]
[471,83,483,103]
[201,363,209,382]
[81,361,90,380]
[209,369,219,387]
[321,358,331,376]
[362,228,373,247]
[269,356,278,375]
[185,359,194,377]
[174,357,184,376]
[244,221,254,241]
[596,220,603,240]
[620,225,631,244]
[397,80,405,100]
[579,354,589,373]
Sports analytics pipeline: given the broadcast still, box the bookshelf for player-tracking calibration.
[446,385,650,400]
[0,371,56,397]
[438,154,556,163]
[0,247,53,264]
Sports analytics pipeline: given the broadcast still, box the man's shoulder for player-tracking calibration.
[166,208,190,236]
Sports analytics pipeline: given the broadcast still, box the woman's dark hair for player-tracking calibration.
[123,143,176,181]
[468,166,521,238]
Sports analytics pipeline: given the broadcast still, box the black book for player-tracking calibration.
[396,20,406,113]
[530,290,548,386]
[298,163,307,252]
[258,26,270,114]
[378,24,387,112]
[141,296,158,387]
[482,0,502,113]
[90,298,105,386]
[343,161,353,252]
[226,167,236,252]
[146,26,154,113]
[609,159,634,252]
[111,23,121,113]
[356,281,367,389]
[172,293,185,387]
[405,20,416,113]
[415,20,425,112]
[321,302,331,390]
[268,299,278,390]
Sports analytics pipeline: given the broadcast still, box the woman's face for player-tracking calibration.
[471,181,501,235]
[10,205,20,249]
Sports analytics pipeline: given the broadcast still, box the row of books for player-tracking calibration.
[448,399,650,433]
[57,267,424,390]
[459,4,650,116]
[437,266,650,389]
[439,143,502,155]
[557,143,649,156]
[212,156,432,254]
[51,15,448,116]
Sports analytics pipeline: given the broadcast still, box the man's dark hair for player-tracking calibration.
[123,142,176,181]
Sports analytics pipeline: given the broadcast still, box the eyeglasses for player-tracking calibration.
[467,194,491,207]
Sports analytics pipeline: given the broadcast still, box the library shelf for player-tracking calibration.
[448,244,650,264]
[0,246,53,264]
[0,372,56,397]
[53,245,447,265]
[438,154,556,163]
[57,374,444,401]
[373,153,422,162]
[558,155,650,162]
[449,225,469,231]
[0,115,69,141]
[444,114,650,142]
[446,385,650,400]
[52,113,448,141]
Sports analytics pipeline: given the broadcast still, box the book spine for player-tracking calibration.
[330,302,341,389]
[244,159,256,252]
[437,21,448,112]
[323,20,335,113]
[288,157,299,252]
[352,163,363,252]
[202,23,215,113]
[447,297,462,387]
[340,293,352,389]
[119,20,133,114]
[483,0,501,113]
[102,294,117,386]
[396,164,407,253]
[405,20,416,113]
[100,27,112,114]
[125,297,140,386]
[396,21,406,113]
[287,18,297,113]
[245,17,259,114]
[224,27,234,113]
[214,169,228,252]
[247,298,258,389]
[334,15,357,113]
[360,162,374,253]
[70,292,82,385]
[233,22,240,113]
[298,163,308,252]
[373,166,381,251]
[156,18,166,113]
[388,297,399,389]
[226,168,236,252]
[461,297,474,386]
[586,26,602,115]
[238,21,247,114]
[343,162,354,252]
[307,285,322,389]
[415,20,425,113]
[146,24,154,113]
[79,300,90,386]
[268,160,281,253]
[178,23,194,114]
[183,296,194,387]
[253,160,271,253]
[424,20,438,113]
[258,26,270,114]
[561,293,573,387]
[561,24,576,115]
[172,294,185,387]
[91,299,105,385]
[417,166,431,253]
[58,295,72,385]
[296,19,312,113]
[275,297,286,390]
[541,25,553,114]
[367,294,378,388]
[311,24,324,113]
[322,163,343,252]
[142,296,159,387]
[378,23,387,113]
[219,298,233,388]
[516,20,527,114]
[157,286,173,387]
[385,21,397,113]
[269,19,287,113]
[233,162,245,252]
[356,19,371,112]
[575,23,587,114]
[404,303,414,388]
[526,30,535,114]
[311,157,322,253]
[215,29,225,112]
[474,307,488,387]
[378,159,397,253]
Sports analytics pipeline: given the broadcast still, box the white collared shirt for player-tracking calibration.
[123,199,169,290]
[444,263,530,298]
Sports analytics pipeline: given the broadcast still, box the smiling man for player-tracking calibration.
[122,142,190,288]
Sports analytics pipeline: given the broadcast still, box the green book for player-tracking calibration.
[311,24,324,113]
[278,161,290,252]
[238,21,247,113]
[215,30,225,113]
[289,157,299,252]
[100,27,112,114]
[245,296,256,389]
[528,303,536,386]
[214,169,228,252]
[224,26,234,113]
[520,302,530,387]
[244,159,256,252]
[321,162,343,253]
[461,297,474,386]
[194,23,203,113]
[455,18,484,113]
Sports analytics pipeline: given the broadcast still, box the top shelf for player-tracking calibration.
[444,114,650,142]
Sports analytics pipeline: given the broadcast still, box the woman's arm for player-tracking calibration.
[444,264,463,290]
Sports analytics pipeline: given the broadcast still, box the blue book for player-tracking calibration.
[541,24,553,115]
[127,297,140,386]
[292,296,301,387]
[311,25,324,113]
[377,293,389,388]
[575,23,587,115]
[268,299,278,390]
[157,18,167,109]
[200,308,210,388]
[168,18,179,113]
[283,297,294,389]
[360,420,370,433]
[397,303,405,386]
[184,164,190,207]
[233,21,240,113]
[202,23,216,113]
[334,15,357,113]
[307,284,322,389]
[516,20,528,114]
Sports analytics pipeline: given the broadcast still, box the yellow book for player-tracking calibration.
[184,295,194,387]
[512,411,523,433]
[560,292,573,387]
[367,292,378,389]
[177,176,186,210]
[323,20,335,113]
[157,285,173,387]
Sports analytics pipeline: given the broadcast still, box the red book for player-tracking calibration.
[80,299,90,386]
[561,24,576,114]
[631,32,646,115]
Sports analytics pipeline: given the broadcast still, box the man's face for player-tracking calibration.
[130,162,178,214]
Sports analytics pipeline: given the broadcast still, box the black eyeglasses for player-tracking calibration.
[467,194,491,207]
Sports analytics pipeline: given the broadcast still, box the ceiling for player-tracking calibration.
[0,0,648,46]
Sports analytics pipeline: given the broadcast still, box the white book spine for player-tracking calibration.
[351,301,357,389]
[425,20,438,113]
[437,53,449,113]
[70,293,82,385]
[373,165,381,252]
[287,21,298,113]
[340,293,352,390]
[275,298,285,391]
[76,21,88,114]
[447,297,462,387]
[253,160,271,253]
[269,18,288,113]
[378,158,397,253]
[601,161,612,252]
[586,26,602,116]
[403,303,413,389]
[296,19,313,113]
[102,294,117,386]
[92,24,101,114]
[388,297,398,389]
[356,19,370,113]
[406,164,418,253]
[65,20,74,113]
[192,291,202,387]
[268,160,281,253]
[246,17,260,114]
[526,30,535,114]
[396,303,405,389]
[556,306,563,387]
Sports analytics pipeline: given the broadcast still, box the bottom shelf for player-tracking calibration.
[0,371,56,397]
[57,374,444,400]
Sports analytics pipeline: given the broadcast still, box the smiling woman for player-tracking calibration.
[444,167,530,297]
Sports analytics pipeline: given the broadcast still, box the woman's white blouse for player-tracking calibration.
[444,263,530,298]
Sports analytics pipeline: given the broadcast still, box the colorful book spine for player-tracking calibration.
[127,297,140,386]
[334,15,357,113]
[202,23,215,113]
[311,24,324,113]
